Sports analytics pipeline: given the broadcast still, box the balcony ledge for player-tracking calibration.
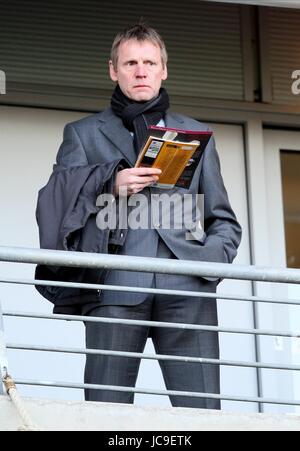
[1,395,300,431]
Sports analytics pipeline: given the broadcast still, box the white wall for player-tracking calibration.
[0,106,88,401]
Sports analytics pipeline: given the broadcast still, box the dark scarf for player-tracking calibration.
[111,85,170,153]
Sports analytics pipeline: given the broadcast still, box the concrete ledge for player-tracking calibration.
[1,395,300,431]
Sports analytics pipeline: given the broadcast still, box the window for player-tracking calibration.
[281,150,300,268]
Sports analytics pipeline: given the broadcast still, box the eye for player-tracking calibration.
[126,61,137,67]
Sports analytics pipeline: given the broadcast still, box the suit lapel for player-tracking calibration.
[97,110,187,167]
[165,112,185,129]
[98,109,136,167]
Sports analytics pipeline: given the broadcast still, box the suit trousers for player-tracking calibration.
[84,240,220,410]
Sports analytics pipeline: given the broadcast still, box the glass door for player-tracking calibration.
[281,151,300,269]
[264,129,300,412]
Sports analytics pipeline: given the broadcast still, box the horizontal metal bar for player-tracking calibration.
[14,378,300,406]
[8,343,300,372]
[2,276,300,306]
[4,310,300,339]
[1,245,300,283]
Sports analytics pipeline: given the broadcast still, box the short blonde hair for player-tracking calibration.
[110,23,168,69]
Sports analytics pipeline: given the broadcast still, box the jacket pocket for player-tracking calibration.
[185,229,206,244]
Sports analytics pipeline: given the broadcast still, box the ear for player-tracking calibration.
[109,60,118,82]
[162,65,168,81]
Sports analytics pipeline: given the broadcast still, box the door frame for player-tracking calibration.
[246,125,300,413]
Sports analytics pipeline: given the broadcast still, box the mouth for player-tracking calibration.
[134,85,150,89]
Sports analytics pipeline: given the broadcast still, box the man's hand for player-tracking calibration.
[114,167,162,196]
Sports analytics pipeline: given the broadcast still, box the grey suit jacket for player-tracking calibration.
[56,108,242,267]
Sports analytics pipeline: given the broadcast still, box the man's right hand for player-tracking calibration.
[114,167,162,196]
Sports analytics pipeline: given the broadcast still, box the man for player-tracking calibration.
[36,24,241,410]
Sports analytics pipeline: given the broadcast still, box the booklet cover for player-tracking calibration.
[135,125,213,189]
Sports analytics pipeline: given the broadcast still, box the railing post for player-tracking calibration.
[0,301,8,395]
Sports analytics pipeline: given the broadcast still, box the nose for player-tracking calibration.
[135,63,147,78]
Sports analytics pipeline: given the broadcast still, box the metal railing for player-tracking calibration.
[1,245,300,408]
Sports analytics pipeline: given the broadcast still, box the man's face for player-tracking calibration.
[109,39,168,102]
